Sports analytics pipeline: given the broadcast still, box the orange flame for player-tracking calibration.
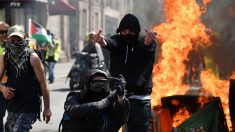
[172,107,190,127]
[231,71,235,79]
[151,0,210,107]
[200,70,231,129]
[151,0,233,129]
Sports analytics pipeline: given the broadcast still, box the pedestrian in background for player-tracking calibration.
[81,32,106,70]
[0,21,9,132]
[93,13,157,132]
[45,33,61,83]
[60,69,129,132]
[28,38,37,50]
[0,25,52,132]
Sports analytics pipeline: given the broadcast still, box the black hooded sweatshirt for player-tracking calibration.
[105,14,156,95]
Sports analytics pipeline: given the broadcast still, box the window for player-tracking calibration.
[106,0,111,7]
[80,9,87,40]
[114,0,119,10]
[105,15,118,35]
[0,9,5,22]
[94,12,99,31]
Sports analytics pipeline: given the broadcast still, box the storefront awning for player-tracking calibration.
[49,0,76,16]
[0,0,47,8]
[0,0,30,1]
[0,0,47,2]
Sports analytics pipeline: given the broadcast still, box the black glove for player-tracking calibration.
[97,91,116,109]
[110,74,126,96]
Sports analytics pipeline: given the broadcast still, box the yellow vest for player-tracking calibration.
[0,46,4,55]
[45,40,61,62]
[0,46,7,83]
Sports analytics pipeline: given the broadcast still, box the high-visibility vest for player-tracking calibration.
[1,73,7,83]
[28,39,37,50]
[0,46,4,55]
[0,45,7,83]
[45,39,61,62]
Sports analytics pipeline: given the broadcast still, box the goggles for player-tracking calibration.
[90,79,109,92]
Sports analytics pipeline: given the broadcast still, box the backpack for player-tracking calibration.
[58,92,82,132]
[58,113,72,132]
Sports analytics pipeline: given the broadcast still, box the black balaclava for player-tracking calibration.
[116,14,141,46]
[4,40,29,77]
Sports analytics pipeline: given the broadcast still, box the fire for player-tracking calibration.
[172,107,190,127]
[200,70,231,128]
[231,71,235,79]
[150,0,234,129]
[151,0,210,107]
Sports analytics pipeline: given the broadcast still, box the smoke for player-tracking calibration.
[133,0,165,33]
[201,0,235,79]
[133,0,235,79]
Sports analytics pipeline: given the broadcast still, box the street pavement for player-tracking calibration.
[3,60,74,132]
[33,60,74,132]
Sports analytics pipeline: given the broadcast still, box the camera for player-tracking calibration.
[108,77,121,91]
[108,76,126,91]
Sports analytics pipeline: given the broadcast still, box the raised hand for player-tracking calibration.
[144,29,157,45]
[92,29,107,47]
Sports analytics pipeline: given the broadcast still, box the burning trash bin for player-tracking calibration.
[150,95,228,132]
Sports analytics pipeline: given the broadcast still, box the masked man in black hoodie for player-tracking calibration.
[60,69,129,132]
[92,14,157,132]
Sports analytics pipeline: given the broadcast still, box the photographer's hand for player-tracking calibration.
[97,90,116,109]
[115,74,126,96]
[111,74,126,104]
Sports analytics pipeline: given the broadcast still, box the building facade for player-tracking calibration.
[0,0,133,60]
[69,0,133,52]
[0,0,48,31]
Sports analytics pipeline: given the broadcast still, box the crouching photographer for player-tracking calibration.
[59,69,129,132]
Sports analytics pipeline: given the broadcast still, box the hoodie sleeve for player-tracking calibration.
[64,92,99,119]
[138,36,157,54]
[146,41,156,52]
[143,37,157,52]
[104,35,119,51]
